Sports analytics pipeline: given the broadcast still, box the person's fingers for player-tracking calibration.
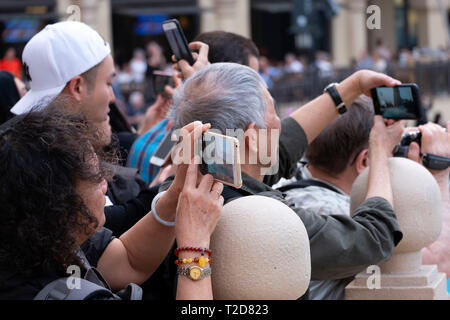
[210,181,224,199]
[173,71,183,88]
[189,41,209,59]
[446,121,450,132]
[391,120,406,138]
[178,59,191,73]
[180,121,203,135]
[373,115,385,126]
[155,94,164,104]
[164,85,174,98]
[404,126,419,133]
[198,173,214,192]
[408,142,422,164]
[360,71,401,96]
[183,158,199,189]
[188,41,207,50]
[173,121,201,162]
[172,62,180,73]
[374,73,401,87]
[163,164,176,180]
[391,120,406,130]
[170,162,187,190]
[176,122,210,165]
[419,125,433,145]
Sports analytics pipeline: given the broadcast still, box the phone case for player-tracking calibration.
[162,19,195,65]
[200,131,242,189]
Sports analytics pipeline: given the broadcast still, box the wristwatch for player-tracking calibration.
[177,266,212,281]
[324,83,347,115]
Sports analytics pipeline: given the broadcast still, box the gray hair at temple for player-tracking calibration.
[171,62,267,133]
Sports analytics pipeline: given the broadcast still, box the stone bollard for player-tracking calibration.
[210,195,311,300]
[346,158,448,300]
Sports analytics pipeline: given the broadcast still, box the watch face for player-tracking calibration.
[189,267,202,280]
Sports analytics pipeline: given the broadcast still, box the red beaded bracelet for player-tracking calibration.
[174,246,212,257]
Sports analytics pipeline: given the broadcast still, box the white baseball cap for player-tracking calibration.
[11,21,111,115]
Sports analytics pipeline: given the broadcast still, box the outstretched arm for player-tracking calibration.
[289,70,401,144]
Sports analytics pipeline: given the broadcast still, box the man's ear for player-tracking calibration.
[244,122,258,161]
[355,149,369,174]
[66,76,86,102]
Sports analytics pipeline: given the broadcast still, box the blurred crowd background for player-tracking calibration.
[1,0,450,127]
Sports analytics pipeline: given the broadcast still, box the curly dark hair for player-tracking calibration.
[0,104,116,277]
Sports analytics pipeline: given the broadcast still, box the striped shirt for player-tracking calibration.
[127,119,169,185]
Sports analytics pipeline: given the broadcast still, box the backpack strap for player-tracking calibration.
[116,283,143,300]
[34,277,118,300]
[221,185,247,203]
[277,179,341,194]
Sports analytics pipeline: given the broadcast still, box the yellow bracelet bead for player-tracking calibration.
[199,256,208,267]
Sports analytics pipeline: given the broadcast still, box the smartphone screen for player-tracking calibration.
[150,130,177,167]
[162,19,194,65]
[200,132,241,188]
[152,71,174,98]
[371,84,422,120]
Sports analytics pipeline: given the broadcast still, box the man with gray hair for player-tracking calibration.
[163,61,405,289]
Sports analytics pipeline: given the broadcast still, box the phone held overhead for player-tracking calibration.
[371,83,423,120]
[162,19,194,65]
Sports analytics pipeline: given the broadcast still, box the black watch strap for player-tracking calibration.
[422,153,450,171]
[324,83,347,115]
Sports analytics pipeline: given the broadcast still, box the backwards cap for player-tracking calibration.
[11,21,111,115]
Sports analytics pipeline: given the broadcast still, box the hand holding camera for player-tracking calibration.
[400,122,450,173]
[369,115,405,159]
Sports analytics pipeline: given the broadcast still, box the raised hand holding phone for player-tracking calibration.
[175,42,210,79]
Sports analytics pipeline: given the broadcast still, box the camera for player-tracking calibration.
[393,130,450,171]
[393,131,421,158]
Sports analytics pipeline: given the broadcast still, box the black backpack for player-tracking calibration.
[34,251,142,300]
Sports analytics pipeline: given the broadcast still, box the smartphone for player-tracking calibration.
[200,131,242,189]
[152,71,175,99]
[371,84,422,120]
[162,19,195,65]
[150,130,177,167]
